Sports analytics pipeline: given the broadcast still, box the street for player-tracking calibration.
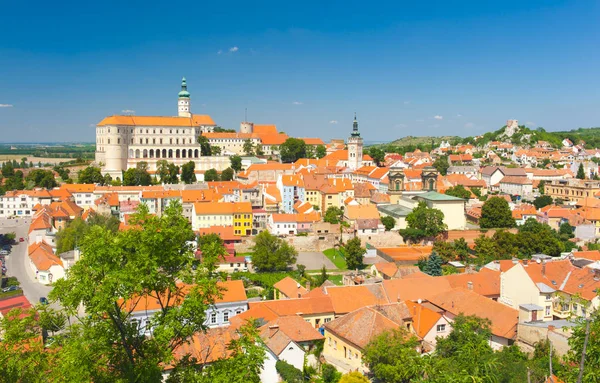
[0,217,53,305]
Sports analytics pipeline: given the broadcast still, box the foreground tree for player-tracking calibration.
[78,166,105,184]
[26,169,57,188]
[479,196,515,229]
[444,185,471,199]
[279,138,307,163]
[50,202,225,382]
[381,216,396,231]
[56,214,120,254]
[338,372,369,383]
[363,328,422,383]
[251,231,298,272]
[324,206,344,224]
[181,161,196,184]
[229,155,242,172]
[401,201,446,241]
[344,237,365,270]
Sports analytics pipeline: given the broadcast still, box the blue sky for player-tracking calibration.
[0,0,599,142]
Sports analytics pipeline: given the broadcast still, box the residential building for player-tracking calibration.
[546,179,600,202]
[274,277,309,300]
[190,202,252,235]
[277,175,305,213]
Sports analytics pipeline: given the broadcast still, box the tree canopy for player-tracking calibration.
[344,237,365,270]
[123,162,152,186]
[533,195,553,209]
[479,197,515,229]
[400,201,446,242]
[229,155,242,172]
[221,167,234,181]
[26,169,57,188]
[78,166,105,184]
[204,168,219,182]
[251,231,298,272]
[324,206,344,224]
[444,184,471,199]
[279,138,307,163]
[181,161,196,184]
[432,156,449,176]
[197,135,212,156]
[381,216,396,231]
[56,213,120,254]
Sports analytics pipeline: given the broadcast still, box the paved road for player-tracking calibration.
[294,251,337,270]
[0,217,53,305]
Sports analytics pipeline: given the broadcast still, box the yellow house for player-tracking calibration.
[191,202,252,235]
[323,303,413,373]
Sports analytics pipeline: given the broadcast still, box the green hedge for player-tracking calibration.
[275,360,303,383]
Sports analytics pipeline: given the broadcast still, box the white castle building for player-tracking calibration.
[95,78,227,179]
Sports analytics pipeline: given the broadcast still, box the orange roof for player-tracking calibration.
[408,303,443,338]
[264,185,282,203]
[442,268,501,297]
[561,267,600,301]
[28,241,63,271]
[259,134,289,145]
[193,202,252,215]
[294,200,313,214]
[229,303,279,328]
[280,175,304,187]
[97,114,216,127]
[377,246,433,262]
[345,204,380,220]
[300,137,325,145]
[428,288,518,339]
[259,316,324,343]
[274,276,308,299]
[571,250,600,261]
[403,169,422,179]
[383,276,452,302]
[198,226,241,242]
[171,327,235,367]
[373,262,398,278]
[250,297,334,316]
[253,124,278,135]
[323,284,390,315]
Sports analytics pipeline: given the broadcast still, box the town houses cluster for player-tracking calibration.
[2,80,600,380]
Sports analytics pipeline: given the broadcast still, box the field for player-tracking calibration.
[0,155,77,165]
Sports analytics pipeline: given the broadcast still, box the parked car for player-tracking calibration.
[0,250,8,256]
[2,285,20,293]
[39,297,49,305]
[19,237,24,242]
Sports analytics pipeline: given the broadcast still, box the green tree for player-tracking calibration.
[279,138,307,163]
[444,185,471,199]
[453,237,469,262]
[338,372,369,383]
[211,146,222,156]
[433,155,450,176]
[423,252,443,276]
[315,145,327,159]
[344,237,365,270]
[197,135,212,156]
[26,169,57,188]
[204,168,219,182]
[362,328,422,383]
[321,363,341,383]
[197,233,224,252]
[405,201,447,238]
[50,202,225,382]
[432,240,456,262]
[533,195,553,209]
[56,214,120,254]
[123,162,152,186]
[367,147,385,166]
[181,161,197,184]
[4,170,24,191]
[78,166,104,184]
[251,231,298,272]
[577,163,585,179]
[275,360,303,383]
[480,197,515,229]
[243,139,255,156]
[324,206,344,224]
[229,155,242,172]
[538,180,546,194]
[562,312,600,382]
[516,218,564,257]
[381,216,396,231]
[559,222,574,239]
[221,167,234,181]
[156,160,176,184]
[316,265,329,287]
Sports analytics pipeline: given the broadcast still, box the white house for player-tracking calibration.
[28,241,65,285]
[268,214,298,236]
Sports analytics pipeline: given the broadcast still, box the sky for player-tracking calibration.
[0,0,599,143]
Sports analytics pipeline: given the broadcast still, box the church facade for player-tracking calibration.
[95,78,224,179]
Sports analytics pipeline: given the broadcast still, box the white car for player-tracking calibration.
[0,250,8,256]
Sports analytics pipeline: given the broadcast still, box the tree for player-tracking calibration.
[3,170,24,191]
[221,167,234,181]
[381,216,396,231]
[433,156,450,176]
[279,138,307,163]
[123,162,152,186]
[25,169,57,188]
[211,146,222,156]
[363,328,422,383]
[315,145,327,159]
[444,185,471,199]
[338,372,369,383]
[516,218,564,257]
[344,237,365,270]
[367,147,385,166]
[405,201,447,238]
[432,240,456,262]
[251,231,298,272]
[156,159,179,184]
[181,161,197,184]
[324,206,344,224]
[479,197,515,229]
[577,163,585,179]
[562,312,600,382]
[423,252,443,276]
[50,202,225,382]
[229,155,242,172]
[453,237,470,262]
[321,363,341,383]
[559,222,574,239]
[197,233,224,253]
[56,214,120,254]
[275,360,303,383]
[243,140,255,156]
[197,135,212,156]
[316,265,329,287]
[533,195,553,209]
[204,168,219,182]
[538,180,546,194]
[78,166,104,184]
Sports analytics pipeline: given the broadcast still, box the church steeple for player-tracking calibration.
[178,77,191,117]
[351,112,360,137]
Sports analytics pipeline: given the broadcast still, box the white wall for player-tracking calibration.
[278,341,306,371]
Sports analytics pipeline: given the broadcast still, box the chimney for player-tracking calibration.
[467,281,473,290]
[594,269,600,281]
[542,261,546,277]
[226,275,231,282]
[268,325,279,338]
[305,281,311,291]
[523,259,528,266]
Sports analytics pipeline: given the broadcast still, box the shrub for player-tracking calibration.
[276,360,303,383]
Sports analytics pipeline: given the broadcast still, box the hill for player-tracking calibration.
[385,135,462,147]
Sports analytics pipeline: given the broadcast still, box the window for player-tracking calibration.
[236,309,242,315]
[546,294,551,301]
[333,340,337,350]
[210,313,216,324]
[328,337,332,346]
[223,311,229,323]
[545,306,551,316]
[436,324,446,332]
[324,318,331,323]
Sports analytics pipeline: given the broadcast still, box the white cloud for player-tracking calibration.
[292,101,303,105]
[465,122,475,128]
[229,46,239,53]
[217,50,223,55]
[122,109,135,114]
[434,115,443,120]
[0,104,13,108]
[329,120,339,124]
[456,113,462,117]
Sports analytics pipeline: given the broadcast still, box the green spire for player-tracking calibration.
[351,112,360,137]
[178,77,190,98]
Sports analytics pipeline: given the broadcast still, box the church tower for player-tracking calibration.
[387,166,405,204]
[347,113,363,170]
[178,77,191,117]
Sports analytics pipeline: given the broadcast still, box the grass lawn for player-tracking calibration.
[326,274,344,286]
[323,248,347,270]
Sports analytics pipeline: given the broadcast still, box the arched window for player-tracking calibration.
[155,149,160,158]
[188,149,193,158]
[143,149,148,158]
[129,149,134,158]
[163,149,167,158]
[429,179,435,191]
[176,149,180,158]
[395,180,401,191]
[182,150,186,158]
[135,149,140,158]
[149,149,154,158]
[168,149,173,158]
[194,149,199,158]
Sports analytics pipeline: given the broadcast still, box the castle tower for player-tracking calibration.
[347,113,363,170]
[240,121,254,134]
[421,166,439,191]
[178,77,191,117]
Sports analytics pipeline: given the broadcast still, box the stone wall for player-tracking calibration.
[516,323,572,357]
